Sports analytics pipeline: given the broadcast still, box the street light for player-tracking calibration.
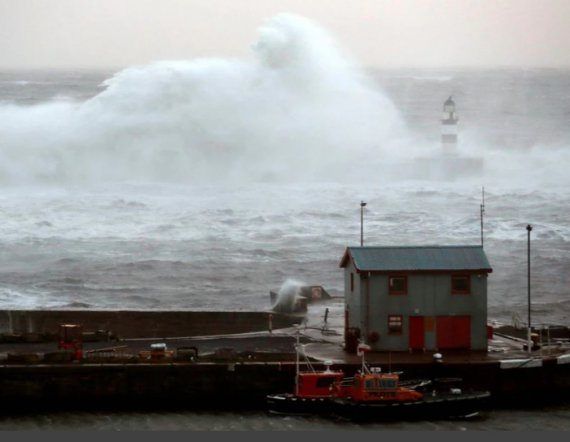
[360,201,367,246]
[526,224,533,354]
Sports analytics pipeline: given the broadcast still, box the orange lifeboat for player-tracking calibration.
[266,326,344,415]
[331,345,490,421]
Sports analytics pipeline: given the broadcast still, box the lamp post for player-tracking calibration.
[480,187,485,247]
[360,201,367,246]
[526,224,533,354]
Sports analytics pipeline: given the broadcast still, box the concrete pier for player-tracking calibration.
[1,302,570,411]
[0,309,303,340]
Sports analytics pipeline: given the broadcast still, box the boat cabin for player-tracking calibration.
[336,368,422,402]
[297,371,344,398]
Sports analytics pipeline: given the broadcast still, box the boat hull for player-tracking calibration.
[266,393,335,416]
[332,390,491,421]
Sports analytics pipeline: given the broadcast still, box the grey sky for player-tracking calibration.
[1,0,569,70]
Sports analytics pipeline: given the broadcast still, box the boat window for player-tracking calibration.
[365,379,375,390]
[451,274,471,295]
[380,379,397,389]
[316,377,336,388]
[389,275,407,295]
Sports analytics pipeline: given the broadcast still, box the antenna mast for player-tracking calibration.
[480,186,485,247]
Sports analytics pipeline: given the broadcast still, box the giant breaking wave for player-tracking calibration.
[0,14,407,185]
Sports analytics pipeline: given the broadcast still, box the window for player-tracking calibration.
[350,273,354,292]
[316,377,337,389]
[388,315,403,334]
[380,379,396,389]
[388,275,407,295]
[451,274,471,295]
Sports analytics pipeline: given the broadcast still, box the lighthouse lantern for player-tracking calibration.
[441,96,458,155]
[443,96,456,114]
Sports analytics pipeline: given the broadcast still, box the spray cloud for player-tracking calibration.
[0,14,407,186]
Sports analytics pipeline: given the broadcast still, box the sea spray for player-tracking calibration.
[0,14,406,186]
[272,278,306,313]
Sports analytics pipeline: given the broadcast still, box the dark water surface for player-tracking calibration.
[0,403,570,431]
[1,404,570,431]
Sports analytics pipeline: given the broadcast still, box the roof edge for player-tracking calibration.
[346,245,485,250]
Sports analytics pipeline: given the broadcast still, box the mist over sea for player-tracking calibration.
[1,14,569,429]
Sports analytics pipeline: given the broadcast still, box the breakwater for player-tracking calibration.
[0,310,303,341]
[2,309,570,412]
[1,356,570,412]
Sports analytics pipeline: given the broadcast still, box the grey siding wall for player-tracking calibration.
[351,272,488,351]
[343,263,360,333]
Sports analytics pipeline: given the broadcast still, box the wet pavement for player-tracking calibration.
[2,298,570,366]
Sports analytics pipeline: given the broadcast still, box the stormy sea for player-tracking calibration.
[1,14,569,431]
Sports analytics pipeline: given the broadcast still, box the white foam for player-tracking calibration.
[0,14,405,186]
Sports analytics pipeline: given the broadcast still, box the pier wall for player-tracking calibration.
[1,359,570,411]
[0,310,303,339]
[0,362,297,410]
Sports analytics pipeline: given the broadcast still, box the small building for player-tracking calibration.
[339,246,492,353]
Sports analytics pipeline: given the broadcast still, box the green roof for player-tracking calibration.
[340,246,492,273]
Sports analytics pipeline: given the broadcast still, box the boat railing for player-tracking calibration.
[337,376,355,387]
[400,379,432,390]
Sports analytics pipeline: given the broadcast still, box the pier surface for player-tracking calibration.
[1,301,570,411]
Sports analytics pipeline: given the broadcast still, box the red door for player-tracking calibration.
[436,316,471,349]
[409,316,425,350]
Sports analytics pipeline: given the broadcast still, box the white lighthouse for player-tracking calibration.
[410,94,483,180]
[441,96,458,155]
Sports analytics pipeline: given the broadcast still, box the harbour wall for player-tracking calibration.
[1,358,570,411]
[0,361,297,411]
[0,310,304,340]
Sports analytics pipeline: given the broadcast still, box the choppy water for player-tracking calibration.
[1,13,570,430]
[0,182,569,328]
[0,407,570,431]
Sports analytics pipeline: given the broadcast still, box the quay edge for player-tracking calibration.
[0,309,302,340]
[1,352,570,412]
[1,308,570,412]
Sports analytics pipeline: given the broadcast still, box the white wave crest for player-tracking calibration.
[0,14,406,186]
